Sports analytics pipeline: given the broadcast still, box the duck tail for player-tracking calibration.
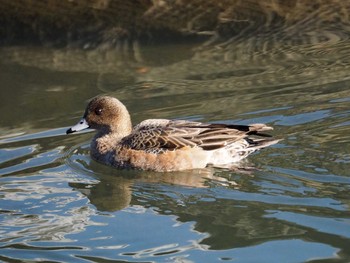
[247,138,281,150]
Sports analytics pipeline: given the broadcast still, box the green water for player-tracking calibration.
[1,18,350,263]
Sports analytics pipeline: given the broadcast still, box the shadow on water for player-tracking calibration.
[1,1,350,262]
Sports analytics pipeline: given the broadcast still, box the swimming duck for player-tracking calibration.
[66,96,278,172]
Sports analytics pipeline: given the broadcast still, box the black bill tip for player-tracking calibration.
[66,128,75,135]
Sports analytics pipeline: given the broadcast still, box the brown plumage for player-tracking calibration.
[66,96,279,172]
[122,120,274,153]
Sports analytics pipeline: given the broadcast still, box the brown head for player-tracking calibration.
[66,96,132,136]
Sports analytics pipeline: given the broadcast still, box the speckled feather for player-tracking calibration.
[121,120,274,153]
[66,96,279,172]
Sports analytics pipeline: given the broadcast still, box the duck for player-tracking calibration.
[66,96,279,172]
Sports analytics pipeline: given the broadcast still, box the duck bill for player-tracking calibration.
[66,118,90,134]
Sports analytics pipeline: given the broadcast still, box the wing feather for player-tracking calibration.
[121,120,274,152]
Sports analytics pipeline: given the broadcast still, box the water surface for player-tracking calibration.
[1,12,350,263]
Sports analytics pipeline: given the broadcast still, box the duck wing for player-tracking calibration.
[121,119,274,153]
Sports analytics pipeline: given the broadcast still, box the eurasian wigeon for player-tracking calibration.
[66,96,279,172]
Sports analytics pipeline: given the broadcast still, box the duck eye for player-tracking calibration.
[94,108,103,116]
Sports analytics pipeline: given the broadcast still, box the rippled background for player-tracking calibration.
[1,1,350,262]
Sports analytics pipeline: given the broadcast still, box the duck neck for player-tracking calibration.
[91,112,132,158]
[110,110,132,138]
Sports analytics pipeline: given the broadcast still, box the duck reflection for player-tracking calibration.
[69,163,239,212]
[68,164,306,250]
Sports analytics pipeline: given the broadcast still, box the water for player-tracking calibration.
[1,11,350,263]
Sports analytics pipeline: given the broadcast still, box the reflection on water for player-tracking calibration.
[1,2,350,262]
